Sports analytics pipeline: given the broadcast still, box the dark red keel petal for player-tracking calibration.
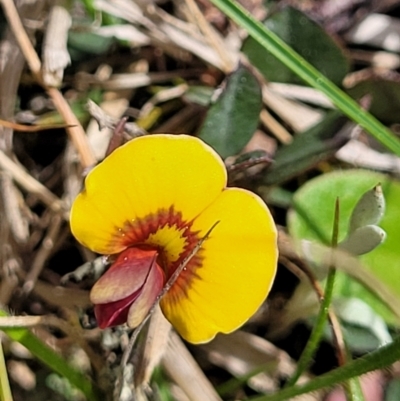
[95,287,142,328]
[91,246,166,329]
[126,259,165,327]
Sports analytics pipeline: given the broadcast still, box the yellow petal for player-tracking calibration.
[70,134,227,254]
[160,188,278,344]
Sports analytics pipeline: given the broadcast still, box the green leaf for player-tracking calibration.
[184,86,213,106]
[263,110,347,185]
[242,7,349,86]
[347,79,400,125]
[198,64,262,158]
[385,379,400,401]
[287,169,400,324]
[333,298,391,353]
[209,0,400,156]
[68,31,114,60]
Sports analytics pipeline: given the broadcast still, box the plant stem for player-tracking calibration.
[249,334,400,401]
[0,339,13,401]
[285,199,341,387]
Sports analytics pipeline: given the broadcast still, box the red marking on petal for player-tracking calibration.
[112,206,204,301]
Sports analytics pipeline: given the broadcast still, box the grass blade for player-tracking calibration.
[209,0,400,156]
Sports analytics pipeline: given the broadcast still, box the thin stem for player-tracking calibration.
[1,0,96,168]
[249,333,400,401]
[285,199,341,387]
[0,339,13,401]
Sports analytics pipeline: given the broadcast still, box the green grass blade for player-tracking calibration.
[0,339,13,401]
[248,334,400,401]
[209,0,400,156]
[0,311,100,401]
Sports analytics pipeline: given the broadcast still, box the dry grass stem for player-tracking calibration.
[0,150,64,213]
[133,306,172,392]
[0,313,104,373]
[162,331,223,401]
[183,0,235,72]
[139,84,189,118]
[269,83,335,108]
[0,173,29,244]
[260,109,293,144]
[1,0,95,168]
[262,86,324,132]
[41,2,71,87]
[1,0,42,82]
[22,214,63,295]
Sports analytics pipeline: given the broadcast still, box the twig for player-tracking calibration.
[0,311,105,374]
[105,117,128,157]
[22,214,63,295]
[86,100,146,138]
[0,118,73,132]
[0,149,65,214]
[47,88,96,169]
[113,221,219,401]
[0,0,42,82]
[0,172,29,244]
[41,2,71,87]
[260,109,293,144]
[183,0,234,72]
[1,0,96,169]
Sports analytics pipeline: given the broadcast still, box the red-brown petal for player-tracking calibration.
[94,287,142,328]
[91,247,164,329]
[127,259,165,328]
[90,248,158,304]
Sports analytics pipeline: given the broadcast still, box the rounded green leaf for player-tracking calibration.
[287,169,400,324]
[242,7,349,86]
[198,64,262,158]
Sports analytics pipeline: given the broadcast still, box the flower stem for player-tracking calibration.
[285,199,341,387]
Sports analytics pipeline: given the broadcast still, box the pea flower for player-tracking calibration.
[70,134,278,344]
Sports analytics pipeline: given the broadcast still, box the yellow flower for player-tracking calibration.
[70,134,278,344]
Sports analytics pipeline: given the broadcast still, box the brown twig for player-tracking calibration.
[0,314,104,373]
[1,0,96,169]
[0,150,65,213]
[183,0,234,73]
[0,118,74,132]
[22,213,63,295]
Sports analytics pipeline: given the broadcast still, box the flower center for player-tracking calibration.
[114,206,203,298]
